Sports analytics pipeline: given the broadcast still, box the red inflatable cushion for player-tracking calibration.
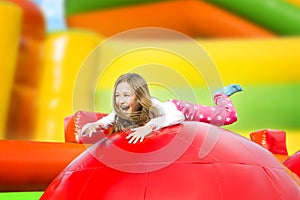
[42,122,300,200]
[250,129,288,155]
[64,111,112,144]
[284,150,300,178]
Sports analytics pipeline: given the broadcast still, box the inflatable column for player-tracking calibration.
[5,0,46,140]
[34,30,103,142]
[0,2,21,139]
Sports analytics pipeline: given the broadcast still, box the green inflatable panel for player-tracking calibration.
[204,0,300,35]
[65,0,167,16]
[96,83,300,131]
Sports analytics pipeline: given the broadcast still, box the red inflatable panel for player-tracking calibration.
[64,111,111,143]
[250,129,288,155]
[284,150,300,178]
[41,122,300,199]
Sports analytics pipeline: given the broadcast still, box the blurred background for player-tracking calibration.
[1,0,300,199]
[32,0,65,31]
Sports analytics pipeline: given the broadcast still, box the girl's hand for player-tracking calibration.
[81,122,102,137]
[126,124,153,144]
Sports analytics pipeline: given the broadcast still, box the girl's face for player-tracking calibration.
[115,82,139,115]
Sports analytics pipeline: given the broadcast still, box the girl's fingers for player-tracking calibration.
[81,128,96,137]
[128,135,137,144]
[82,130,90,137]
[88,131,93,137]
[126,128,148,143]
[132,136,142,144]
[128,138,134,144]
[127,134,145,144]
[127,133,139,144]
[133,137,140,144]
[125,132,136,139]
[127,133,140,144]
[139,136,144,143]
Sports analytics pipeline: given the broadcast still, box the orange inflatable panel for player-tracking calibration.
[67,1,275,38]
[41,122,300,199]
[0,140,85,191]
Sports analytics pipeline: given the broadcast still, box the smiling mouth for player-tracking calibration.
[120,106,130,112]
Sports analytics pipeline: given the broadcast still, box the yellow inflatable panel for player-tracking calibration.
[85,35,300,119]
[34,30,104,142]
[0,2,21,138]
[200,37,300,85]
[92,36,300,91]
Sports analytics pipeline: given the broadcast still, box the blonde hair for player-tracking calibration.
[112,73,159,132]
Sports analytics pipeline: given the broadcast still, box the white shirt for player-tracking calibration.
[96,98,185,131]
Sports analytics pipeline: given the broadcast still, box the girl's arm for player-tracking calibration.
[126,100,184,144]
[145,101,185,131]
[95,111,115,128]
[81,111,115,137]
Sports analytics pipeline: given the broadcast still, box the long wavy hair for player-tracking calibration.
[112,73,160,132]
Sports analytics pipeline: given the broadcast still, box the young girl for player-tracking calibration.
[81,73,242,144]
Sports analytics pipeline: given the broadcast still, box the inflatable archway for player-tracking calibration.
[203,0,300,35]
[65,0,275,38]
